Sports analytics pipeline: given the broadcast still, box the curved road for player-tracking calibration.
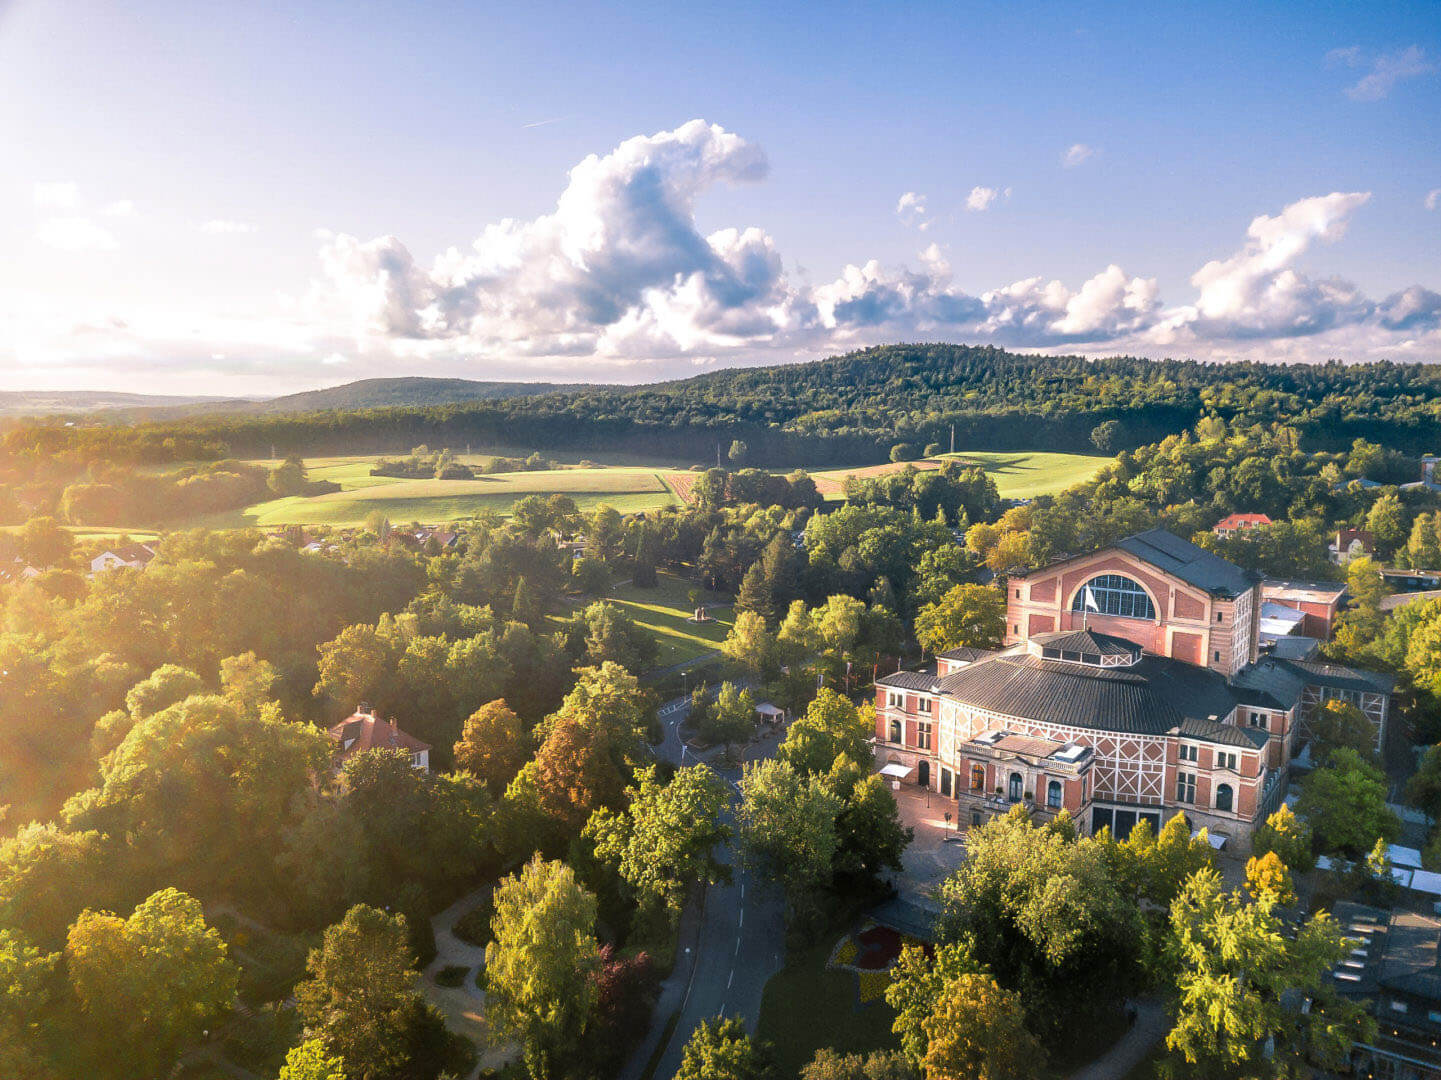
[623,697,788,1080]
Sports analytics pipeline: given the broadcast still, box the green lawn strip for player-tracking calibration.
[756,940,899,1076]
[812,449,1107,501]
[603,574,736,667]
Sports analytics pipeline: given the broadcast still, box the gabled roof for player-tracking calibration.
[935,645,994,665]
[1032,628,1140,659]
[1175,716,1268,749]
[876,670,943,692]
[1283,658,1396,696]
[1214,513,1272,530]
[1112,529,1258,598]
[104,542,157,563]
[327,712,432,758]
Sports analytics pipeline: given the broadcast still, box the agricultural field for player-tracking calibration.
[193,457,684,528]
[809,450,1107,501]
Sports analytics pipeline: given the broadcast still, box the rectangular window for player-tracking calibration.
[1214,650,1221,662]
[1015,589,1021,599]
[1216,751,1237,772]
[970,764,985,791]
[1177,772,1196,804]
[887,691,903,708]
[1391,1000,1409,1014]
[917,723,933,751]
[1014,624,1020,635]
[1216,612,1224,623]
[917,697,932,714]
[1249,711,1266,728]
[1179,744,1198,763]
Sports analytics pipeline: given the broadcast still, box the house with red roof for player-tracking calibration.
[1212,513,1272,539]
[328,706,431,772]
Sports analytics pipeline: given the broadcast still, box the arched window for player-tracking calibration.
[1071,574,1156,620]
[1047,780,1063,809]
[889,718,902,743]
[1215,783,1234,813]
[1008,772,1023,802]
[970,764,985,791]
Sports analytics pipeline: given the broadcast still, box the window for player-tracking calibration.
[917,722,933,750]
[970,764,985,791]
[1215,783,1234,812]
[940,769,952,796]
[1047,780,1063,809]
[1014,624,1020,635]
[1248,711,1267,729]
[1177,772,1196,804]
[887,691,903,709]
[1390,1000,1409,1014]
[1214,650,1221,662]
[917,697,932,714]
[889,719,902,743]
[1179,744,1198,763]
[1015,588,1021,599]
[1216,611,1224,622]
[1071,574,1156,620]
[1216,751,1237,771]
[1008,772,1023,801]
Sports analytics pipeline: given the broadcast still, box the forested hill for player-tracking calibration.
[11,343,1441,464]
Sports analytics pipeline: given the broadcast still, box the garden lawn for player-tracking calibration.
[602,572,735,669]
[757,940,900,1077]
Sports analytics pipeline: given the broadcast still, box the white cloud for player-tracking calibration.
[1331,44,1433,101]
[1426,189,1441,211]
[8,122,1440,392]
[200,219,257,234]
[895,191,931,230]
[1162,192,1373,339]
[966,186,999,212]
[35,217,118,252]
[1063,143,1096,168]
[101,200,137,218]
[33,181,79,210]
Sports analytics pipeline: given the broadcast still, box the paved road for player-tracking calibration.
[623,698,788,1080]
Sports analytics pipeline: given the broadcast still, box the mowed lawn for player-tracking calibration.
[601,572,735,668]
[757,940,900,1076]
[810,450,1107,501]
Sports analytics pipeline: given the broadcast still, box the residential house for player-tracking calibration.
[0,559,40,585]
[90,542,158,574]
[328,706,431,772]
[1212,512,1272,538]
[1330,527,1375,565]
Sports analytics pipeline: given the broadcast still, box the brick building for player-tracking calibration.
[874,529,1393,850]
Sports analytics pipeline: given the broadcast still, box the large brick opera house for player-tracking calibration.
[875,529,1394,849]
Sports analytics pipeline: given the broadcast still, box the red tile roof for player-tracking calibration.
[1213,513,1272,531]
[327,711,431,761]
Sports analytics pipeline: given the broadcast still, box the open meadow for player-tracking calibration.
[808,450,1108,501]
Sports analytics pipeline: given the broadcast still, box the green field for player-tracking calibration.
[600,572,735,668]
[811,450,1107,502]
[88,448,1106,533]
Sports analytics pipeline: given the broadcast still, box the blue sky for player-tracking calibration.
[1,0,1438,394]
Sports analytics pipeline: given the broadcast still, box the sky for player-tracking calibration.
[1,0,1439,397]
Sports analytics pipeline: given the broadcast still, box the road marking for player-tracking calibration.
[727,969,734,989]
[735,936,741,955]
[740,883,745,899]
[738,908,744,928]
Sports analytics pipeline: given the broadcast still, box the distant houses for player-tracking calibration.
[90,542,158,574]
[1329,527,1375,565]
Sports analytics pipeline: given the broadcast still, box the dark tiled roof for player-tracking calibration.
[933,648,1240,736]
[1262,636,1320,661]
[1032,629,1140,658]
[1230,656,1311,710]
[936,645,994,664]
[1175,716,1268,749]
[1284,659,1396,695]
[1113,528,1258,598]
[876,670,942,692]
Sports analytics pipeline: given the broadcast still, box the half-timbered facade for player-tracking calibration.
[875,528,1394,849]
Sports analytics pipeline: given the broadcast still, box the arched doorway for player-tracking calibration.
[918,760,930,788]
[1008,772,1023,801]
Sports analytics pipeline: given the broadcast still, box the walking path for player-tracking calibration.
[1066,999,1168,1080]
[422,883,515,1078]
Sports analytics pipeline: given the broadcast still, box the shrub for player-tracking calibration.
[453,895,495,946]
[435,965,470,987]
